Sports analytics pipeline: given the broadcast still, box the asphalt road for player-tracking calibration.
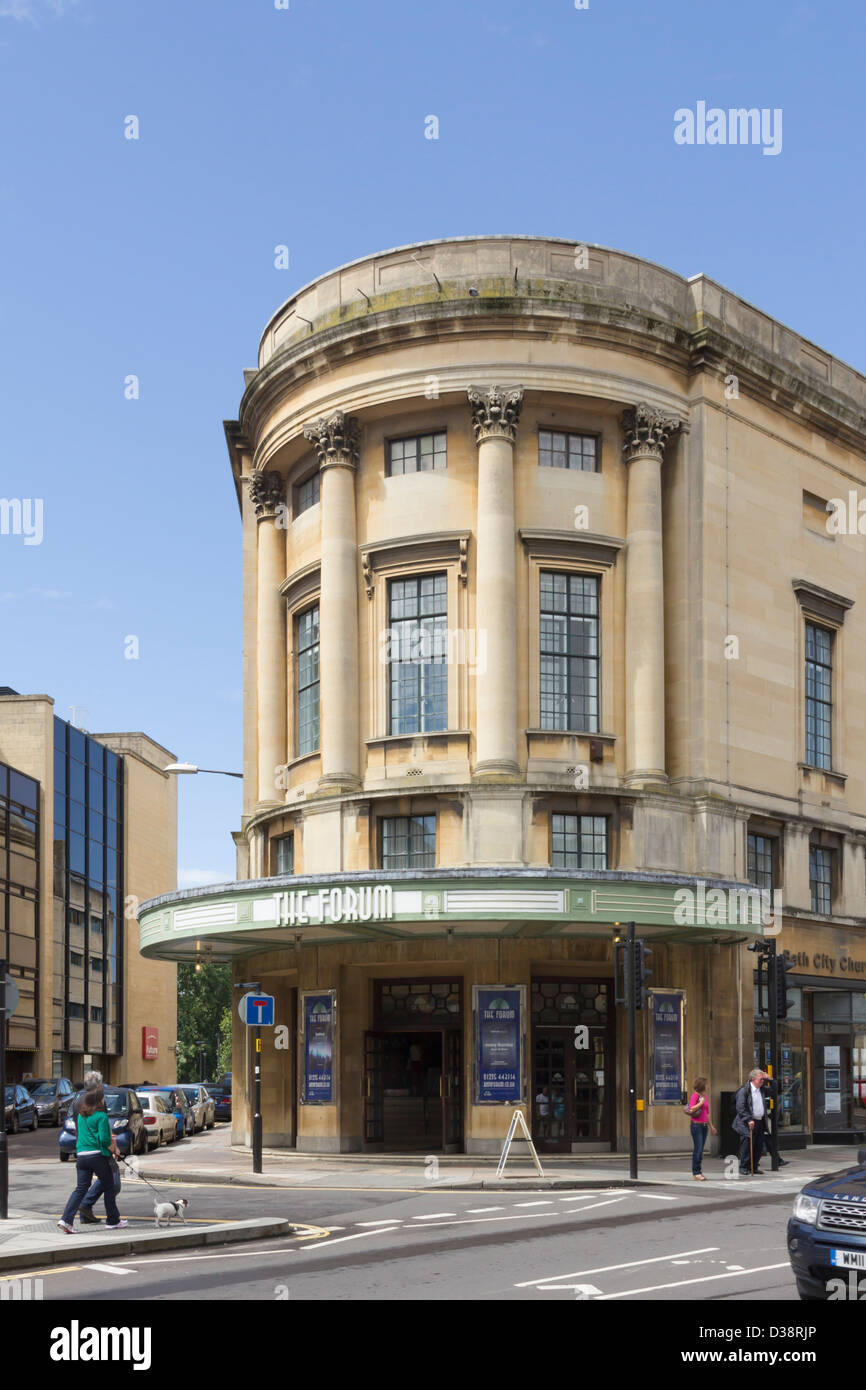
[4,1158,801,1302]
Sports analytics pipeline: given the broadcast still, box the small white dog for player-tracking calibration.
[154,1197,189,1228]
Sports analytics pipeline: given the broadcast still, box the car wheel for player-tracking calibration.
[11,1112,19,1135]
[135,1127,146,1156]
[207,1118,215,1130]
[29,1112,38,1132]
[157,1127,166,1147]
[59,1151,70,1162]
[796,1278,826,1301]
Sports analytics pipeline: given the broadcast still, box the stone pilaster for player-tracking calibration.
[250,470,287,805]
[621,402,683,787]
[303,410,361,792]
[468,386,524,779]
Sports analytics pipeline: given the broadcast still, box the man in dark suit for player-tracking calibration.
[733,1069,769,1174]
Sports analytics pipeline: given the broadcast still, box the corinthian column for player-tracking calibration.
[303,410,361,792]
[249,470,287,804]
[468,385,524,779]
[621,402,683,787]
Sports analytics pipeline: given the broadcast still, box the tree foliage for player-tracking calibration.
[176,962,232,1082]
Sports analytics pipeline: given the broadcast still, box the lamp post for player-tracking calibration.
[164,763,242,778]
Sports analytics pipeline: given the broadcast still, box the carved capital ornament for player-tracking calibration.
[621,402,685,462]
[467,385,525,444]
[248,470,284,517]
[302,409,361,469]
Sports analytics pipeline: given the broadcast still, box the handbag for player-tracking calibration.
[108,1155,121,1194]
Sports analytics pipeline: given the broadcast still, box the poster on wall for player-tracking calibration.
[301,991,336,1104]
[649,990,685,1104]
[474,986,523,1103]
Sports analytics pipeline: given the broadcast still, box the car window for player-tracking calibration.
[105,1093,129,1115]
[30,1083,56,1097]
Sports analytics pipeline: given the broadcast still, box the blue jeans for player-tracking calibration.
[61,1154,120,1226]
[690,1121,708,1175]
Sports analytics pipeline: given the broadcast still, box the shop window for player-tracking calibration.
[538,429,598,472]
[540,572,599,732]
[387,574,448,735]
[380,815,436,870]
[551,813,607,870]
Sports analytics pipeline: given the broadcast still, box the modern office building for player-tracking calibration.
[139,236,866,1151]
[1,690,177,1084]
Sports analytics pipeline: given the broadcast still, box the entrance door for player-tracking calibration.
[364,1032,385,1149]
[533,1026,613,1151]
[442,1030,463,1152]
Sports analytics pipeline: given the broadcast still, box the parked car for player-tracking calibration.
[59,1085,146,1160]
[178,1084,216,1132]
[5,1084,39,1133]
[24,1077,75,1126]
[137,1090,179,1148]
[138,1085,194,1139]
[208,1084,232,1123]
[788,1146,866,1299]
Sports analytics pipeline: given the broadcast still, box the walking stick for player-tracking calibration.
[749,1124,754,1174]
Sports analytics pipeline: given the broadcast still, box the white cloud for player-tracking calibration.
[178,868,230,888]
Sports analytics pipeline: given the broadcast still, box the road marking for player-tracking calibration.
[356,1219,402,1227]
[515,1248,720,1287]
[0,1265,81,1281]
[632,1193,676,1201]
[557,1196,627,1214]
[538,1283,603,1298]
[84,1263,136,1276]
[466,1206,504,1213]
[514,1200,553,1208]
[412,1213,456,1220]
[597,1261,791,1299]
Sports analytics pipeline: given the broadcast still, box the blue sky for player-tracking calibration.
[1,0,863,886]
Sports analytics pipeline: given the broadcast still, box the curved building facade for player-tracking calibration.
[140,236,866,1152]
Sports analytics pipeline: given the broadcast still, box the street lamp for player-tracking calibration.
[195,1039,207,1083]
[164,763,243,779]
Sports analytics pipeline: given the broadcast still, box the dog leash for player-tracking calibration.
[118,1154,179,1202]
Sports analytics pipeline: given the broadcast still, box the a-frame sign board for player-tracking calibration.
[496,1107,545,1178]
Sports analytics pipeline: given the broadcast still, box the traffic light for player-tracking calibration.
[775,954,795,1020]
[634,939,653,1010]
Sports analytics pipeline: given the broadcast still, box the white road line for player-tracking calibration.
[84,1263,136,1276]
[632,1193,676,1201]
[356,1219,402,1227]
[558,1196,627,1214]
[466,1206,504,1213]
[515,1247,719,1287]
[597,1261,791,1300]
[514,1200,554,1208]
[413,1213,456,1220]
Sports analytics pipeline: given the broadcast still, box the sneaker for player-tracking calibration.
[79,1209,101,1224]
[56,1220,76,1234]
[105,1219,129,1229]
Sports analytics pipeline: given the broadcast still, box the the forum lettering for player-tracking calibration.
[274,884,393,927]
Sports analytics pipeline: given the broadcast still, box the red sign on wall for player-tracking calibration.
[142,1026,159,1061]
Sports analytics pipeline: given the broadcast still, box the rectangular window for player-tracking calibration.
[387,432,446,476]
[67,1002,84,1020]
[551,814,608,870]
[294,471,320,516]
[748,833,775,891]
[388,574,448,735]
[296,604,320,756]
[540,572,599,731]
[380,815,436,870]
[275,834,294,875]
[810,845,833,915]
[89,1005,104,1023]
[805,622,833,768]
[538,429,598,472]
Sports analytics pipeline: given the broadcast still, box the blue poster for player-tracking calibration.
[303,992,334,1103]
[477,988,522,1102]
[651,992,683,1103]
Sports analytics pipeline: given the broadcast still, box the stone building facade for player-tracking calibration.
[139,236,866,1152]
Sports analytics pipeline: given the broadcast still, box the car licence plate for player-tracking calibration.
[830,1249,866,1270]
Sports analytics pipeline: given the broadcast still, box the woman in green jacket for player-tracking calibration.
[57,1086,127,1233]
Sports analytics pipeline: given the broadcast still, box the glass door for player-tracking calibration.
[533,1031,569,1152]
[442,1030,462,1152]
[573,1025,611,1144]
[364,1032,385,1149]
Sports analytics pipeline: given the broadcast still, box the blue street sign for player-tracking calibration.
[238,991,275,1027]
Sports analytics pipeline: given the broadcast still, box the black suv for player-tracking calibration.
[787,1147,866,1299]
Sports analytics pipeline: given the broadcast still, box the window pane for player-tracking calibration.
[540,573,599,731]
[388,432,446,476]
[388,574,448,734]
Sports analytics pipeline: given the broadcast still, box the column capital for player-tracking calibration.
[621,402,685,462]
[302,410,360,470]
[467,385,525,445]
[248,470,284,517]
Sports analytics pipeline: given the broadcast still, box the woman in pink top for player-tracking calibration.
[686,1077,717,1180]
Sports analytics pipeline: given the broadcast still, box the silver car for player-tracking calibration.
[178,1084,216,1133]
